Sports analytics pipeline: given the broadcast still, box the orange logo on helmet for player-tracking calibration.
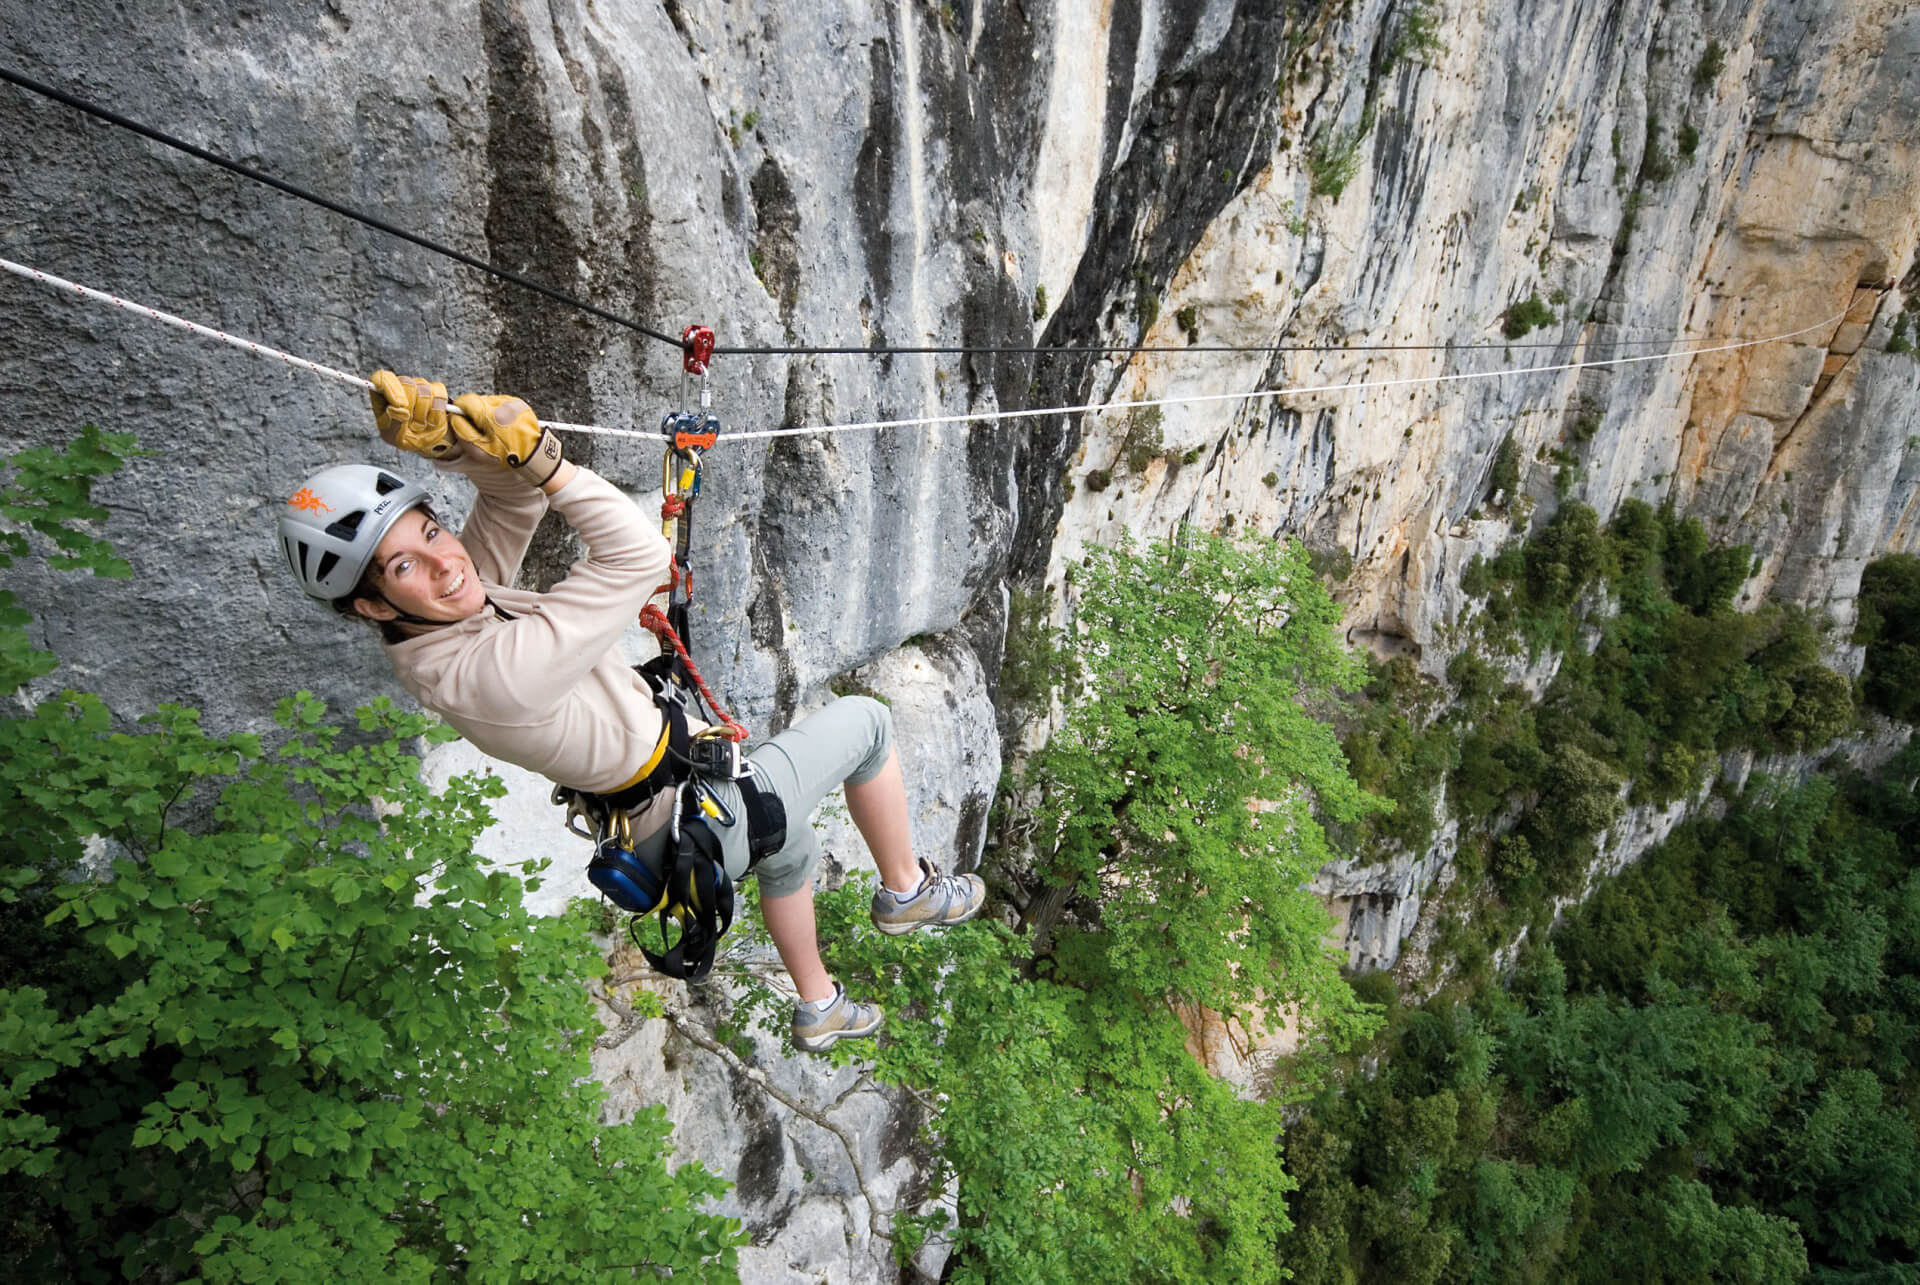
[288,488,332,513]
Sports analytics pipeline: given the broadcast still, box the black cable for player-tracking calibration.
[713,333,1661,356]
[2,63,1696,366]
[0,64,688,352]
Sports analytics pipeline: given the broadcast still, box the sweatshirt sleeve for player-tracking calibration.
[433,450,549,587]
[434,467,669,715]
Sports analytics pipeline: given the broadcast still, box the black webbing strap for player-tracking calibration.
[738,771,787,865]
[591,667,694,813]
[641,792,733,980]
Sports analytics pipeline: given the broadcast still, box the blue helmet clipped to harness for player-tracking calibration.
[585,811,667,915]
[564,773,771,984]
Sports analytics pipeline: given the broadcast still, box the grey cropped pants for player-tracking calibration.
[629,695,893,898]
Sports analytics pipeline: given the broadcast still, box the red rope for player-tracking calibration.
[648,472,746,740]
[639,604,749,742]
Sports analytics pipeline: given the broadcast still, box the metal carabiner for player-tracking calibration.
[670,777,691,844]
[553,784,596,840]
[692,775,738,828]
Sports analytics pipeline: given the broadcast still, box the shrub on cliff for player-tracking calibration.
[1503,294,1558,339]
[0,432,740,1283]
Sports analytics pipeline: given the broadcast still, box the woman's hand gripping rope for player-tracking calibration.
[369,370,460,460]
[368,369,568,490]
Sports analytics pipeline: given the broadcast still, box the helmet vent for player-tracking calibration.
[325,510,366,542]
[315,551,339,586]
[374,472,406,495]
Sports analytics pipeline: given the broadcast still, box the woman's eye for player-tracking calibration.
[392,558,414,577]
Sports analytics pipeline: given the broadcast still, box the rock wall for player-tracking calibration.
[3,0,1917,1277]
[1031,0,1919,974]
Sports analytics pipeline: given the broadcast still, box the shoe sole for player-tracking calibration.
[793,1012,885,1053]
[871,899,985,936]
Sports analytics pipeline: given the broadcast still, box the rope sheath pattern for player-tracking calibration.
[2,254,1845,445]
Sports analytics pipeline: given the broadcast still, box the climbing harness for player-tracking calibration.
[549,324,784,982]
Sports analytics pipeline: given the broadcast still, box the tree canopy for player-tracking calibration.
[0,430,741,1283]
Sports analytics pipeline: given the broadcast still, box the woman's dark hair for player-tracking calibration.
[331,504,443,644]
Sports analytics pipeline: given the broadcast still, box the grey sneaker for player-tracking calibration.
[870,858,987,936]
[791,983,884,1053]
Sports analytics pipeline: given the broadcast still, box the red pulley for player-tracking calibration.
[682,324,715,375]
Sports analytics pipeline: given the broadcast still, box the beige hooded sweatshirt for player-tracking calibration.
[381,455,680,829]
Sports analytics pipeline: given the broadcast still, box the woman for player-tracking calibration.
[278,371,984,1051]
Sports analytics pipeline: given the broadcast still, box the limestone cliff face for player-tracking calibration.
[2,0,1916,1277]
[1032,0,1919,987]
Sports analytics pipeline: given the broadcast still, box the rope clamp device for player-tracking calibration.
[664,410,721,456]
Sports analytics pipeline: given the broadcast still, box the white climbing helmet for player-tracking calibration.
[277,464,434,601]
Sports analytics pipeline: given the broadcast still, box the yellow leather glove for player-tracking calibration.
[369,370,459,460]
[451,393,564,487]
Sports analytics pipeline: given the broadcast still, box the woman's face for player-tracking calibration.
[353,509,488,624]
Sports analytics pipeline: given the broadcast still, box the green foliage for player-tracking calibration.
[741,531,1385,1281]
[1677,121,1701,160]
[1569,397,1602,442]
[1134,270,1161,333]
[999,584,1070,711]
[1287,755,1920,1282]
[0,425,136,693]
[0,435,739,1282]
[1525,500,1610,608]
[1855,552,1920,722]
[1031,283,1048,321]
[1503,293,1558,340]
[1890,310,1916,355]
[1118,405,1166,474]
[1307,121,1369,200]
[1694,40,1727,91]
[1308,543,1356,584]
[1339,657,1453,858]
[1642,116,1676,183]
[1020,531,1383,1025]
[1337,498,1859,964]
[1388,2,1446,69]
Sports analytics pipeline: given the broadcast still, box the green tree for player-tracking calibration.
[0,432,740,1283]
[1856,552,1920,722]
[743,529,1385,1283]
[1599,1177,1807,1283]
[1018,530,1382,1028]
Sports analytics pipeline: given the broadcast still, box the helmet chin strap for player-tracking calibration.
[369,588,444,629]
[369,589,516,629]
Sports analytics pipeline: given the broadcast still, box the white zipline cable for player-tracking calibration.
[0,256,643,439]
[737,310,1848,440]
[2,256,376,395]
[2,254,1847,444]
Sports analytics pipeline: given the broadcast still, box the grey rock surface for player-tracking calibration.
[3,0,1918,1275]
